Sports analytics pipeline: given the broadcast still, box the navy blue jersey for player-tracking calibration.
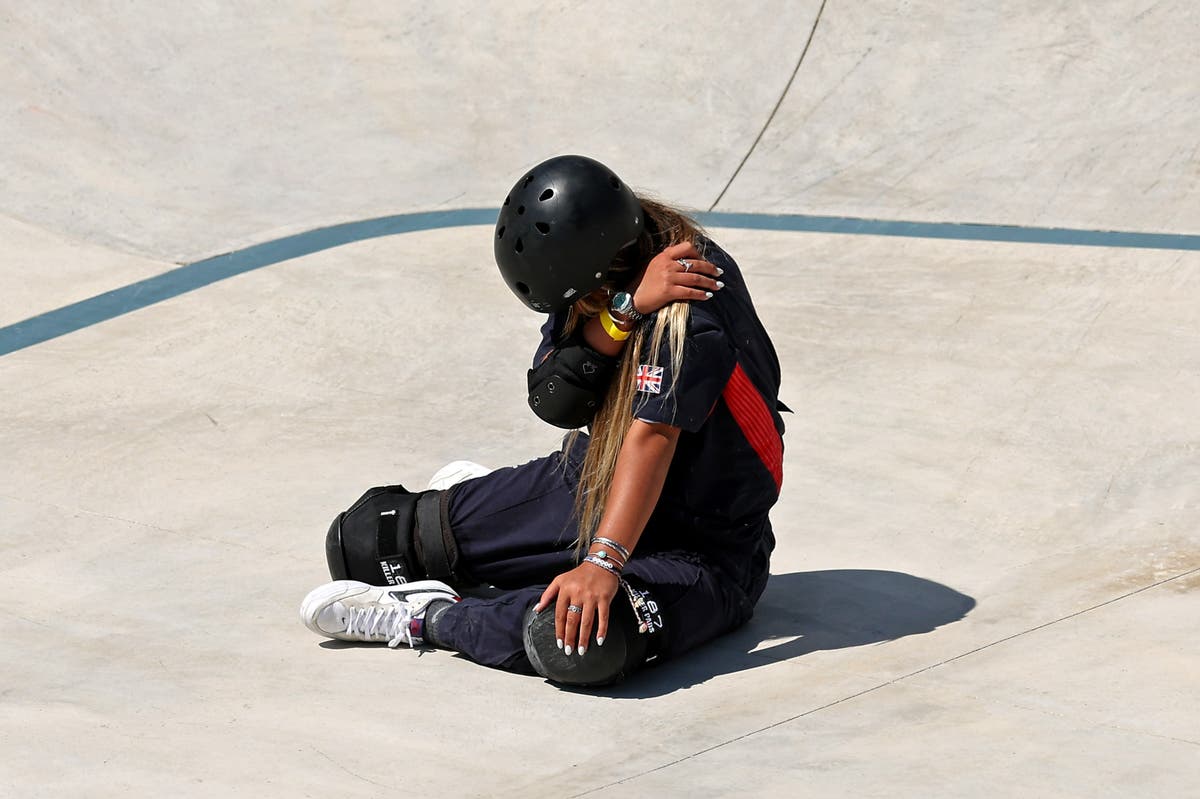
[533,238,785,529]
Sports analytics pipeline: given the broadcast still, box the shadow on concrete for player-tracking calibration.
[312,569,975,697]
[587,569,976,699]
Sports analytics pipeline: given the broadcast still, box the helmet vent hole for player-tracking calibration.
[517,205,526,215]
[535,222,550,234]
[516,281,530,295]
[515,238,524,253]
[539,188,554,201]
[497,226,505,239]
[524,174,535,187]
[609,175,620,189]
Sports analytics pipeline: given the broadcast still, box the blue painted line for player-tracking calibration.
[2,209,1198,357]
[701,212,1200,250]
[0,208,495,357]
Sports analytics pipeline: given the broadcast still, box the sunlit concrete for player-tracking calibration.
[2,3,1198,797]
[719,1,1200,232]
[0,1,822,262]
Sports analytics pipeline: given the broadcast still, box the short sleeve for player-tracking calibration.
[631,309,736,432]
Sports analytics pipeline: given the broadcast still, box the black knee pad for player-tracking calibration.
[325,485,469,586]
[522,586,656,687]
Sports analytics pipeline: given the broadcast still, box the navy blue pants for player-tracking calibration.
[431,438,774,673]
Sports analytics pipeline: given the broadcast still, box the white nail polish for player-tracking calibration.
[717,267,724,275]
[564,645,573,656]
[597,636,605,646]
[716,281,725,289]
[579,646,587,656]
[705,291,713,299]
[556,638,563,650]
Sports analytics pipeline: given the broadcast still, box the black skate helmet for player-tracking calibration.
[494,155,644,313]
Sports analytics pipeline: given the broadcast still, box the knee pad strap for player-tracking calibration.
[413,489,462,583]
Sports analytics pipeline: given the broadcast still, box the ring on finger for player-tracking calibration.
[567,604,583,614]
[678,259,692,272]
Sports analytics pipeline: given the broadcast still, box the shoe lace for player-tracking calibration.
[345,603,415,648]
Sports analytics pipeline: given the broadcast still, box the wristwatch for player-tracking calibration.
[609,291,644,323]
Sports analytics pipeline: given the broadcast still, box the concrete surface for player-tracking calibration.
[1,3,1197,798]
[719,0,1200,233]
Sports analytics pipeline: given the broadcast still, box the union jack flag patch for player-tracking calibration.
[635,364,664,394]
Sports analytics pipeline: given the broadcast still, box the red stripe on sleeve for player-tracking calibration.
[721,363,784,492]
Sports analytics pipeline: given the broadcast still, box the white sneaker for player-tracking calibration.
[427,460,493,491]
[300,580,459,648]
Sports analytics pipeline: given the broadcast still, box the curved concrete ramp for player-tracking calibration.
[2,3,1198,797]
[1,1,822,262]
[721,1,1200,232]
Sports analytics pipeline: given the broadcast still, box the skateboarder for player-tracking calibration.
[301,155,786,686]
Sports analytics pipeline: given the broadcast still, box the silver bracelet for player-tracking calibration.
[583,555,621,576]
[591,536,632,562]
[589,548,626,569]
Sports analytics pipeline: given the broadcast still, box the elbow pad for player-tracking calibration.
[527,336,617,429]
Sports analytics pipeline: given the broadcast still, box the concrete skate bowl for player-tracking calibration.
[2,3,1198,797]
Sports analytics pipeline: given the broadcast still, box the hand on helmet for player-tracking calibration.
[628,242,724,316]
[534,562,619,657]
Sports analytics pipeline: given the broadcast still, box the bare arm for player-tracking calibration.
[535,419,680,655]
[591,419,680,557]
[528,242,721,656]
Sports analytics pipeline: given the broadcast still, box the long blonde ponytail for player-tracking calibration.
[562,197,705,558]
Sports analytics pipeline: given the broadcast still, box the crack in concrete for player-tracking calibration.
[311,746,392,790]
[708,0,829,212]
[572,564,1200,797]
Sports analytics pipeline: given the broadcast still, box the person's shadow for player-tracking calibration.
[585,569,976,699]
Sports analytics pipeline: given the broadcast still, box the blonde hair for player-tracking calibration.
[563,196,705,558]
